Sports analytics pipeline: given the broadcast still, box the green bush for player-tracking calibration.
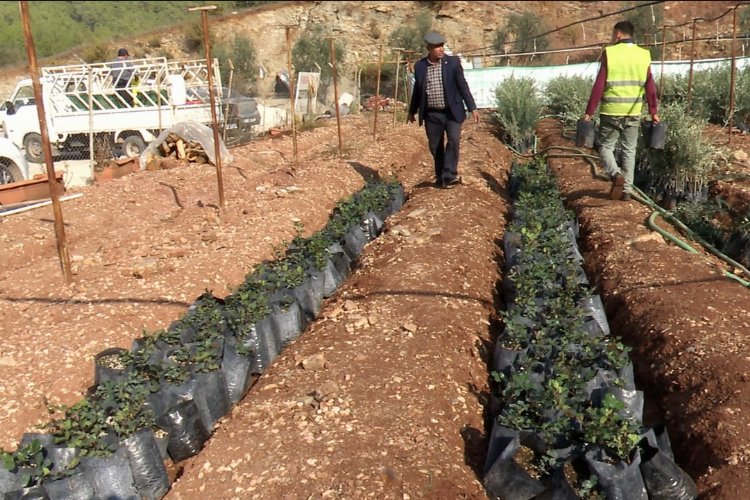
[640,101,725,197]
[292,25,345,85]
[493,76,543,149]
[543,75,594,127]
[213,34,258,94]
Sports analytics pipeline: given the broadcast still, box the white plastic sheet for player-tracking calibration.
[139,120,233,168]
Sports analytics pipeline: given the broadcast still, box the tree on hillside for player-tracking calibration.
[388,9,433,56]
[213,34,259,94]
[623,0,663,58]
[290,25,345,107]
[493,11,549,65]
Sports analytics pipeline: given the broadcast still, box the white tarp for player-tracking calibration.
[460,55,750,109]
[139,120,233,167]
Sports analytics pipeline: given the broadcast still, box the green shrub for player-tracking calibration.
[496,11,550,65]
[493,76,543,149]
[543,75,594,127]
[640,101,725,196]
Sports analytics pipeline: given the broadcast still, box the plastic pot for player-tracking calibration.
[79,447,140,500]
[584,447,648,500]
[156,399,210,463]
[120,428,169,500]
[638,438,698,500]
[93,347,131,386]
[575,118,596,148]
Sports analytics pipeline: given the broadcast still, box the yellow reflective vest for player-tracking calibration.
[601,42,651,116]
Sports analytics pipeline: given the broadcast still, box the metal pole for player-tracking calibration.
[392,48,403,127]
[87,67,94,179]
[18,0,72,283]
[189,5,225,207]
[373,45,383,140]
[659,24,667,102]
[687,18,698,112]
[223,58,234,143]
[328,37,343,156]
[285,25,299,170]
[729,6,739,146]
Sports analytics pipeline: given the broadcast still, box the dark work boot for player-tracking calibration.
[610,173,625,200]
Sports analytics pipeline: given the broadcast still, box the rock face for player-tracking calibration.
[0,1,740,102]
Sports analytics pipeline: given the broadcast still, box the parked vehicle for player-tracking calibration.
[220,87,261,130]
[0,57,224,163]
[0,137,30,184]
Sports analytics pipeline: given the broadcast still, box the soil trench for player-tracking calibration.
[537,118,750,498]
[166,121,512,499]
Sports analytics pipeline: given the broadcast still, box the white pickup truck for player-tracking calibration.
[0,57,223,163]
[0,137,30,184]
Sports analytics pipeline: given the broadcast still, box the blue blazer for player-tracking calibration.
[408,54,477,125]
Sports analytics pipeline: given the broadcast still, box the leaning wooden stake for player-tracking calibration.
[19,0,72,283]
[373,45,383,140]
[189,4,225,207]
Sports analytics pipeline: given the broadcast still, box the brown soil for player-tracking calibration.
[2,111,750,498]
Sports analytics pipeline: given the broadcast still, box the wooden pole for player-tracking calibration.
[729,6,739,146]
[328,37,343,156]
[18,0,72,283]
[223,58,234,143]
[285,25,299,170]
[687,18,698,112]
[392,48,404,127]
[373,45,383,140]
[189,5,225,207]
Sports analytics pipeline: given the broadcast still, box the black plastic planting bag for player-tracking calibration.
[535,467,579,500]
[221,334,258,404]
[193,370,232,429]
[640,424,674,461]
[329,242,352,280]
[93,347,131,386]
[503,231,523,271]
[638,438,698,500]
[607,387,645,423]
[293,271,324,321]
[4,484,48,499]
[1,470,29,499]
[156,399,210,463]
[492,341,528,375]
[343,224,369,260]
[271,300,307,348]
[584,448,648,500]
[484,453,546,500]
[321,257,344,298]
[484,424,521,475]
[43,471,95,500]
[121,428,169,500]
[79,447,139,500]
[254,314,281,372]
[578,295,610,337]
[388,184,405,215]
[362,210,385,240]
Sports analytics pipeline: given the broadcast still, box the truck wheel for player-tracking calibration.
[0,160,22,185]
[122,135,147,158]
[23,133,44,163]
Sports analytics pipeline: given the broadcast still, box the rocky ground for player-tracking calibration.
[2,111,750,498]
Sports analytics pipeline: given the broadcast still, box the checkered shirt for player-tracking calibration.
[425,59,445,110]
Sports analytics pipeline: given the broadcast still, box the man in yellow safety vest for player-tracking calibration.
[582,21,660,202]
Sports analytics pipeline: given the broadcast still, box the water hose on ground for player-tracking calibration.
[536,148,750,288]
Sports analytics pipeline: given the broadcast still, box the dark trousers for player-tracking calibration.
[424,110,462,182]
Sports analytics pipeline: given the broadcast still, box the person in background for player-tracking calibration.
[110,47,134,107]
[582,20,660,202]
[408,31,480,189]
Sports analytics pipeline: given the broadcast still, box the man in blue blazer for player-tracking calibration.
[408,31,480,188]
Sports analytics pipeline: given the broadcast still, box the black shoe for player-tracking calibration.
[610,173,624,200]
[622,192,632,201]
[444,176,462,189]
[435,179,444,188]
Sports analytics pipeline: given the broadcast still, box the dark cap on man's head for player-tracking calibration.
[117,48,129,57]
[424,32,446,45]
